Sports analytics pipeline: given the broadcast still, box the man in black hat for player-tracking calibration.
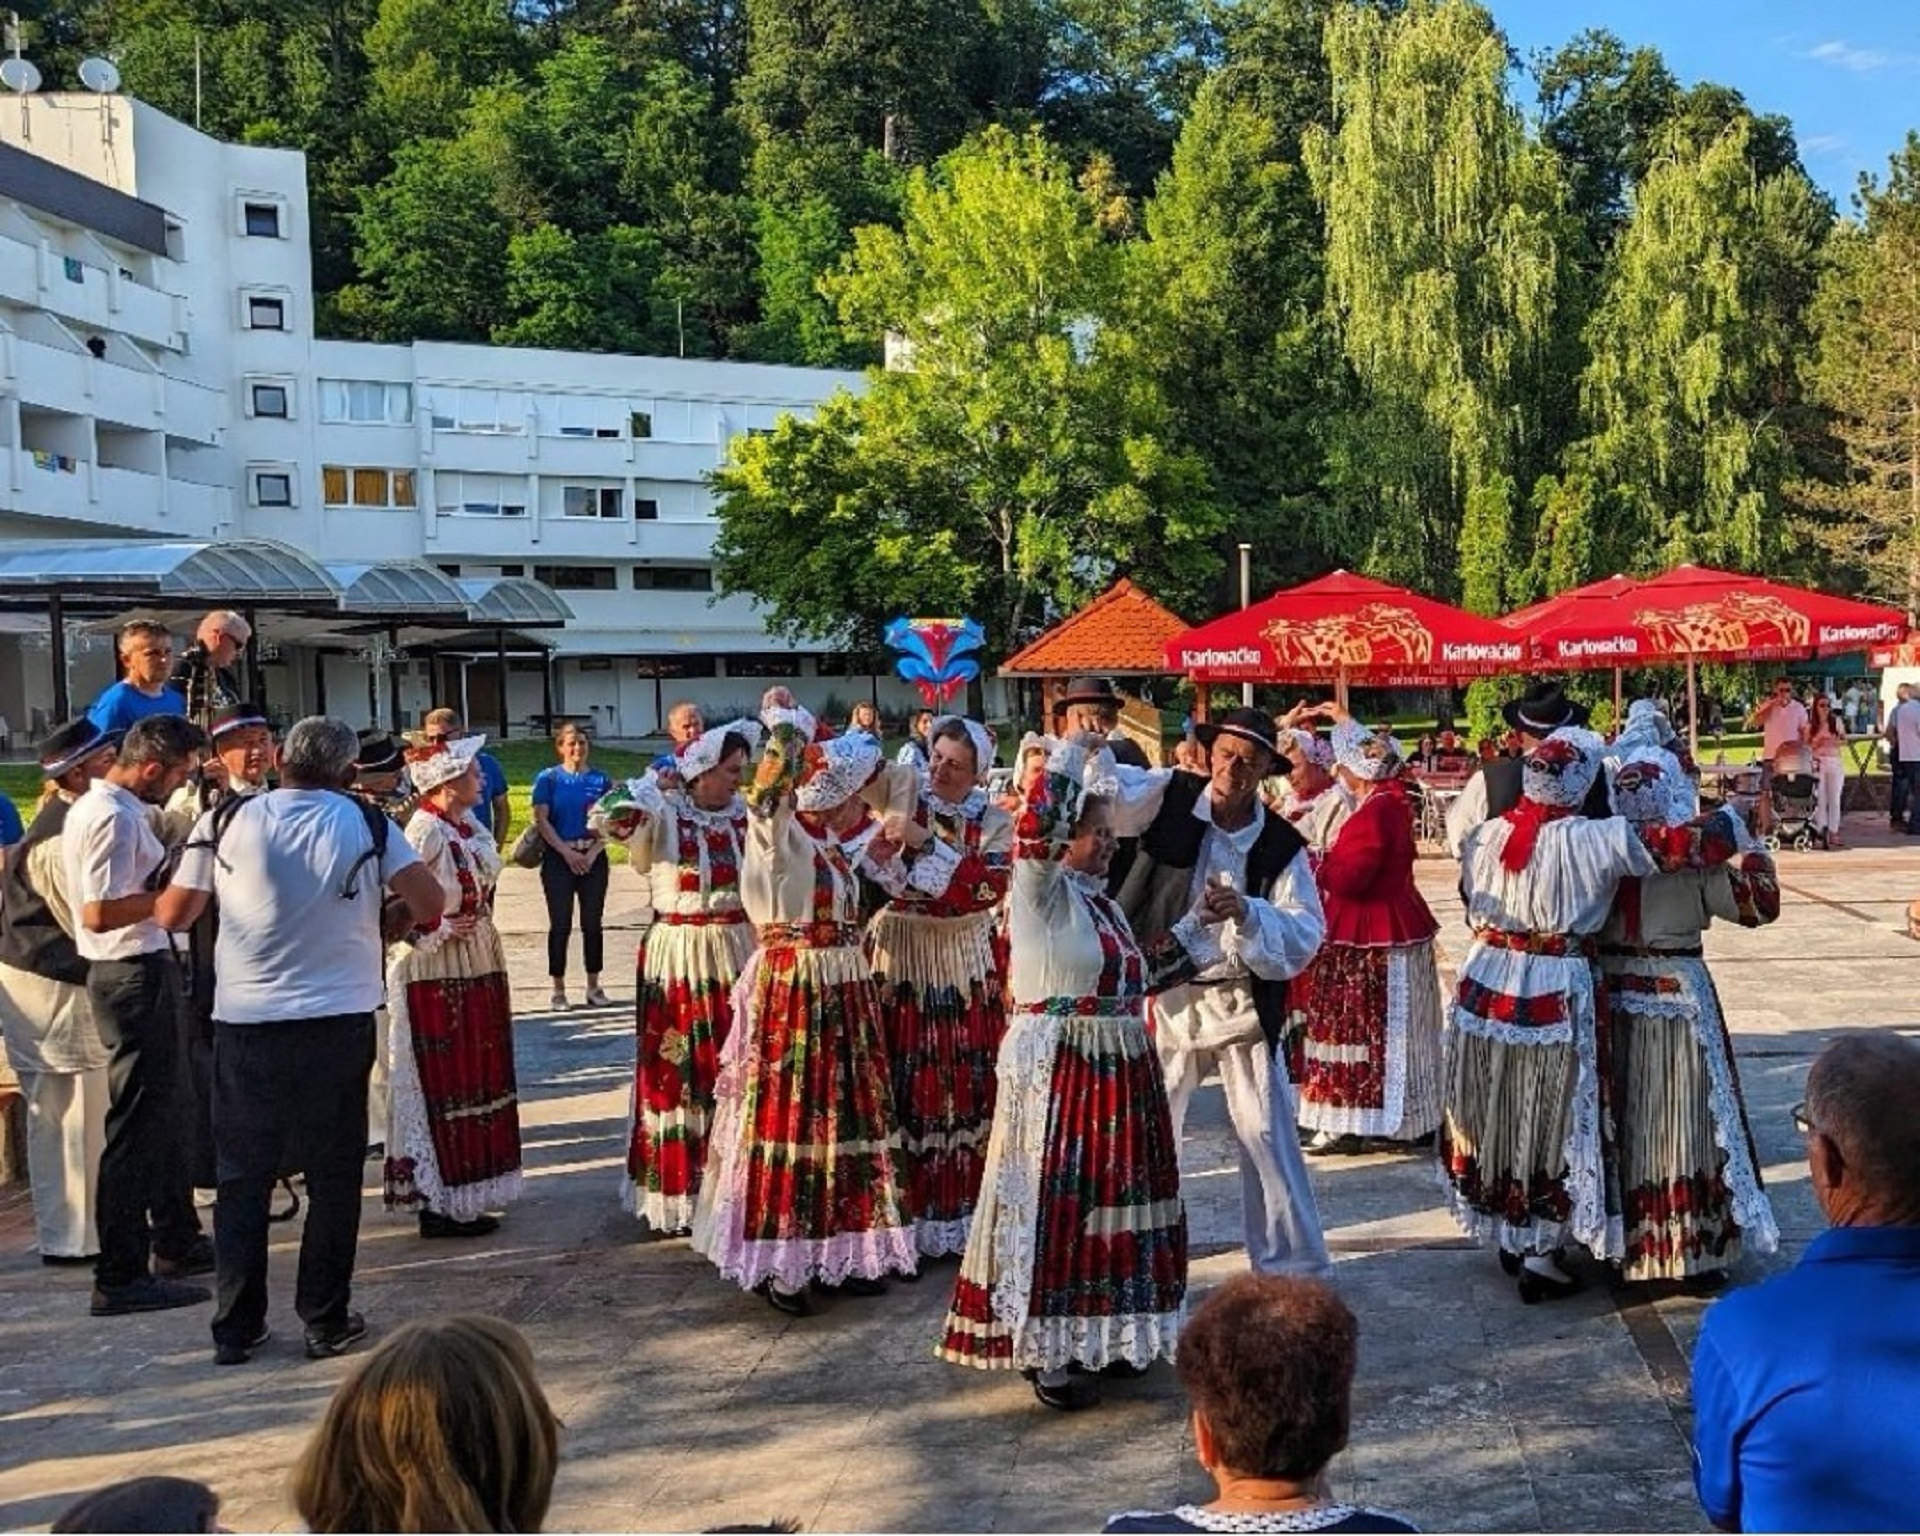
[1444,681,1611,854]
[1105,705,1331,1275]
[0,720,121,1264]
[1052,676,1151,769]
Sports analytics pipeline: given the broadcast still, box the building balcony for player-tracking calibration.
[0,229,186,351]
[634,439,726,480]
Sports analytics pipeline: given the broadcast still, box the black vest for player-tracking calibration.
[1117,772,1307,1052]
[0,796,86,986]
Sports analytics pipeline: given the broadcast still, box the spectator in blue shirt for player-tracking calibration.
[420,708,509,842]
[1691,1032,1920,1533]
[0,788,22,851]
[86,620,187,734]
[530,723,611,1012]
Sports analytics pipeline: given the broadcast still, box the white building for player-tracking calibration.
[0,88,913,738]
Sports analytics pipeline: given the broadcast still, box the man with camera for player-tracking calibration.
[170,611,252,728]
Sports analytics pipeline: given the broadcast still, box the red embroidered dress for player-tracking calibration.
[866,787,1013,1257]
[384,804,523,1222]
[595,777,753,1231]
[690,737,917,1292]
[1293,784,1445,1140]
[939,744,1186,1373]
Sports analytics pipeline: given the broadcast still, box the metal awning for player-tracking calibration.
[0,539,343,606]
[325,561,473,620]
[457,577,574,628]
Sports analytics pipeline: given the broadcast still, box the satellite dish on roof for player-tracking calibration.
[0,58,42,94]
[77,57,119,93]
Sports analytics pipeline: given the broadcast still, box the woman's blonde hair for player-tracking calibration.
[290,1315,559,1533]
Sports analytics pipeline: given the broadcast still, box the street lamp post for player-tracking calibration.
[1238,543,1254,708]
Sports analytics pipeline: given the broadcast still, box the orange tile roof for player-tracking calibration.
[1000,578,1190,676]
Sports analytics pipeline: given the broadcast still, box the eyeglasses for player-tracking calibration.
[424,734,452,745]
[1790,1100,1817,1136]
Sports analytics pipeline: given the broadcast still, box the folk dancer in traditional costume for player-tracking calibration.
[1269,726,1352,857]
[1109,707,1330,1276]
[939,738,1186,1411]
[866,716,1013,1258]
[1293,717,1445,1155]
[0,721,121,1263]
[1441,727,1747,1302]
[591,720,759,1234]
[384,735,523,1239]
[1444,681,1611,855]
[692,720,918,1314]
[1599,744,1780,1286]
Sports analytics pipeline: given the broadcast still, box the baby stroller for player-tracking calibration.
[1766,767,1821,852]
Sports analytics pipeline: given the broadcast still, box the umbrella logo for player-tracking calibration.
[1635,593,1809,653]
[1261,603,1435,668]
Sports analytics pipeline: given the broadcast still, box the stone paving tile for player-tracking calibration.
[3,828,1917,1531]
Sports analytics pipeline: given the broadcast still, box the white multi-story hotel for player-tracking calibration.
[0,86,919,738]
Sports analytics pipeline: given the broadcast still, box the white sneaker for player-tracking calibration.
[549,990,570,1011]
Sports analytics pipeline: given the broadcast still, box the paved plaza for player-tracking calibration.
[3,818,1917,1533]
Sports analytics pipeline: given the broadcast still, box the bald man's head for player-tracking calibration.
[1805,1033,1920,1226]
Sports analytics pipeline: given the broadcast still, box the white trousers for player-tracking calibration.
[1814,756,1845,835]
[17,1064,107,1258]
[1159,1016,1331,1277]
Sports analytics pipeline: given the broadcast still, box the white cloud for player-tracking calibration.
[1799,134,1851,160]
[1807,39,1911,73]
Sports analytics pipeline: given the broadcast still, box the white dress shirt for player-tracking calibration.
[63,778,171,961]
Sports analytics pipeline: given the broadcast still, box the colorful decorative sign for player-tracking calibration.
[884,616,984,706]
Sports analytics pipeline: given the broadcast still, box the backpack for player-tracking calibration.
[182,788,392,902]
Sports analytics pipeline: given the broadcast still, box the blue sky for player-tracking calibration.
[1485,1,1920,208]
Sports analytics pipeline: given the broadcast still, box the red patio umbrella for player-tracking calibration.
[1513,564,1909,754]
[1499,573,1641,720]
[1164,570,1526,705]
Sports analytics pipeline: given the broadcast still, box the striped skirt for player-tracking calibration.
[625,913,757,1231]
[691,940,917,1292]
[1600,954,1777,1281]
[867,906,1007,1257]
[384,922,523,1223]
[938,1004,1186,1373]
[1295,939,1445,1141]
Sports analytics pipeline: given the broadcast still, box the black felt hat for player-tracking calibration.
[1501,681,1590,736]
[1193,707,1289,773]
[354,731,404,776]
[1052,676,1126,714]
[39,718,122,778]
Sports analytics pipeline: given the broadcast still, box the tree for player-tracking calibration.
[1801,135,1920,620]
[362,0,524,147]
[713,126,1222,657]
[1303,0,1567,617]
[1550,119,1829,579]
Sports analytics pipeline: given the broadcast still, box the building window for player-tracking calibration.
[250,468,294,507]
[428,389,523,435]
[631,410,653,439]
[561,486,623,520]
[437,563,461,576]
[319,380,412,425]
[634,498,660,521]
[248,382,290,419]
[437,471,527,518]
[631,565,713,592]
[323,465,417,509]
[722,653,800,678]
[242,201,282,238]
[531,564,618,592]
[245,294,286,331]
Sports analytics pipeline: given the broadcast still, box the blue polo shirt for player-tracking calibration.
[531,764,611,841]
[87,681,188,734]
[1692,1225,1920,1532]
[468,751,509,834]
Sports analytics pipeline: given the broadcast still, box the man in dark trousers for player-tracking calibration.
[1444,681,1611,854]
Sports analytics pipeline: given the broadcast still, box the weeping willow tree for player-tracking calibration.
[1303,0,1566,621]
[1538,118,1830,579]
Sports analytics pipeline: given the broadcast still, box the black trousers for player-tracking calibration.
[540,846,608,976]
[210,1014,373,1346]
[1898,762,1920,832]
[88,953,200,1290]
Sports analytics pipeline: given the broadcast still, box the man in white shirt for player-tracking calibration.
[1108,708,1331,1275]
[1886,686,1920,836]
[158,717,443,1366]
[63,714,208,1316]
[1751,679,1810,835]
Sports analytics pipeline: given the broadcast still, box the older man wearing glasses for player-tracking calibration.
[1691,1033,1920,1532]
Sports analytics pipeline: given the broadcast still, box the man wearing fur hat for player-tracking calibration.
[1106,706,1330,1275]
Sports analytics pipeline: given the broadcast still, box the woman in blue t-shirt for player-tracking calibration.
[530,724,613,1010]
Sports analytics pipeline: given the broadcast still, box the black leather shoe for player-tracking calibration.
[418,1210,500,1240]
[1033,1375,1101,1411]
[91,1276,211,1316]
[1098,1360,1149,1380]
[754,1279,812,1317]
[1517,1267,1582,1304]
[1498,1250,1522,1277]
[268,1178,302,1225]
[305,1311,368,1360]
[829,1276,887,1298]
[41,1253,96,1268]
[214,1324,271,1366]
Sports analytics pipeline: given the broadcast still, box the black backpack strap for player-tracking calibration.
[336,792,392,901]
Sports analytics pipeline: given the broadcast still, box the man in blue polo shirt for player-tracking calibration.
[1691,1032,1920,1532]
[87,620,187,734]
